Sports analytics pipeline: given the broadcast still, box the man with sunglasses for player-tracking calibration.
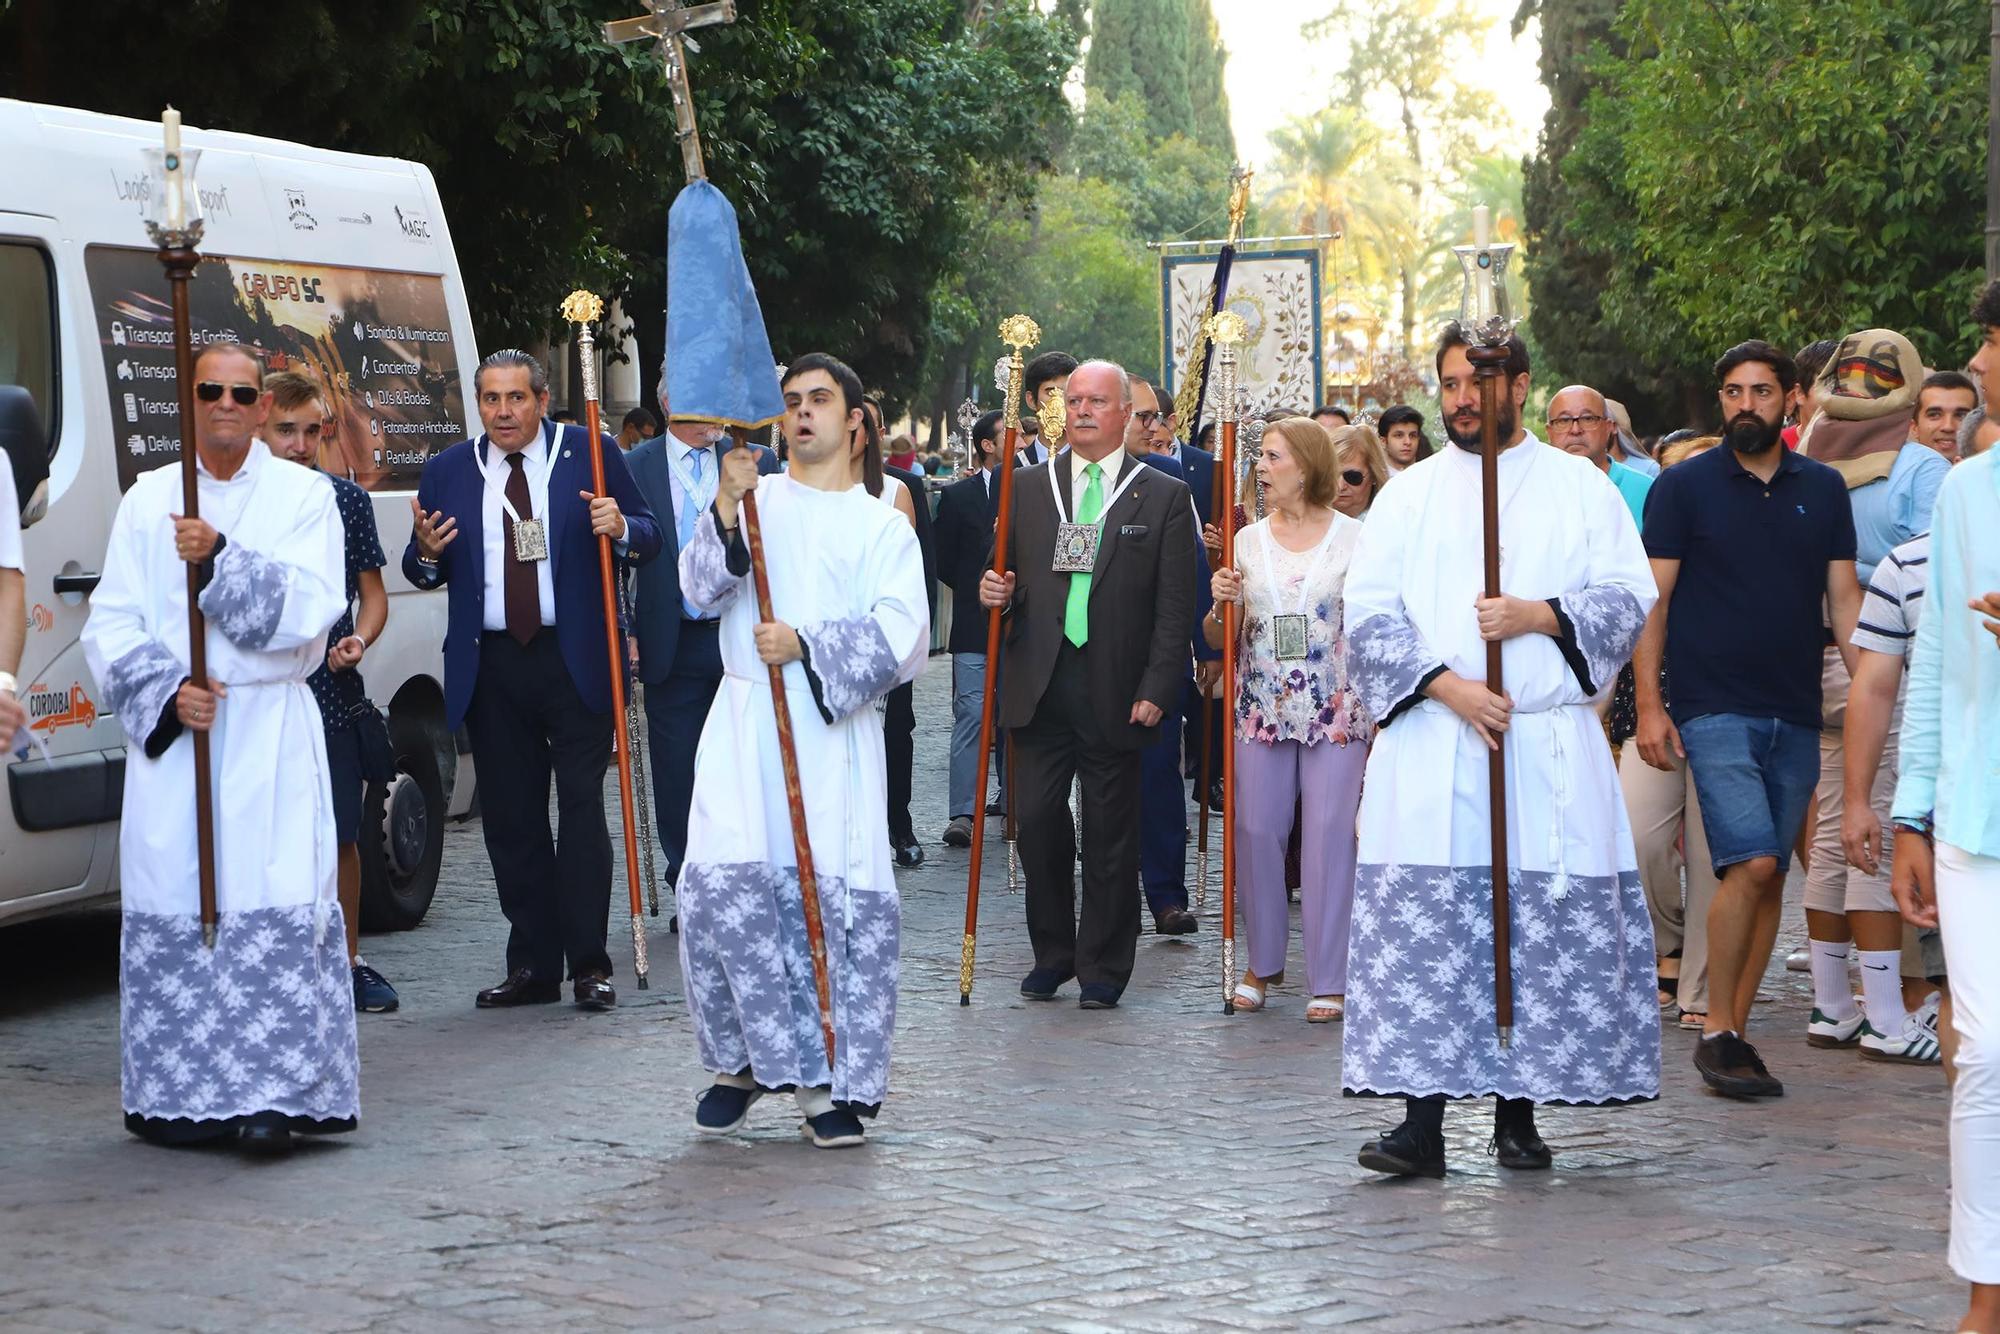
[264,372,399,1016]
[83,341,356,1155]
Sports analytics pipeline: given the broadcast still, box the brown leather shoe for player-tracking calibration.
[574,973,616,1011]
[475,968,561,1008]
[1154,907,1199,936]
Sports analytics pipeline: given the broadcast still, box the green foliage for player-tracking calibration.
[1558,0,1988,425]
[1082,0,1234,158]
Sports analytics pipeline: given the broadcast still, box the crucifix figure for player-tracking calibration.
[604,0,739,181]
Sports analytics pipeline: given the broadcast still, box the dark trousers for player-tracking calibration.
[465,631,614,980]
[644,618,723,882]
[1013,641,1143,992]
[1182,674,1223,783]
[1140,693,1189,914]
[884,680,916,845]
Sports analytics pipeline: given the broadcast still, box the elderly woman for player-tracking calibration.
[1205,417,1369,1021]
[1329,423,1390,519]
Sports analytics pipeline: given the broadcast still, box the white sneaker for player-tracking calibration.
[1858,1014,1943,1064]
[1785,948,1811,972]
[1806,1006,1865,1048]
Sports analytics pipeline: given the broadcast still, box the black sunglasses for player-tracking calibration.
[1340,468,1367,487]
[196,381,260,406]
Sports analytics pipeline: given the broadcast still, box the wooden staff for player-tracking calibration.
[960,314,1039,1005]
[563,292,650,989]
[1466,341,1515,1048]
[733,429,837,1065]
[1211,312,1246,1015]
[161,239,218,948]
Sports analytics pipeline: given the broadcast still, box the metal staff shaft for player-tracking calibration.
[1003,734,1018,893]
[1467,343,1514,1048]
[580,385,650,989]
[735,438,837,1065]
[960,412,1023,1005]
[1219,414,1240,1014]
[162,242,218,949]
[625,681,661,916]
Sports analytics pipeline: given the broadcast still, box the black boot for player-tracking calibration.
[1491,1097,1552,1170]
[1357,1095,1446,1178]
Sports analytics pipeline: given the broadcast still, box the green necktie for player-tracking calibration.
[1064,461,1104,647]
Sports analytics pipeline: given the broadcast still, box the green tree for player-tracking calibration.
[1083,0,1233,157]
[1566,0,1988,426]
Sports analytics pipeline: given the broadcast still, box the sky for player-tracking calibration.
[1211,0,1551,176]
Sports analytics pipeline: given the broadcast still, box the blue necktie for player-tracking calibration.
[679,447,708,619]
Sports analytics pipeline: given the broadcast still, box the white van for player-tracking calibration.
[0,98,481,931]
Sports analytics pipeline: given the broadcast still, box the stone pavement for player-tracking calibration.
[0,662,1962,1331]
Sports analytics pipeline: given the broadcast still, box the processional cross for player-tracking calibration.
[604,0,739,180]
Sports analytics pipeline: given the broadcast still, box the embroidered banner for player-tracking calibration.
[1159,247,1323,421]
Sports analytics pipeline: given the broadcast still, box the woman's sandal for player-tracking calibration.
[1306,996,1344,1023]
[1232,979,1267,1012]
[1678,1010,1706,1031]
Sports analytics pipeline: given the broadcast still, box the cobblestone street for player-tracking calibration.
[0,664,1963,1331]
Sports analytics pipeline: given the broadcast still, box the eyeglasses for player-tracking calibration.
[196,382,260,406]
[1340,468,1367,487]
[1546,414,1606,433]
[1132,410,1162,426]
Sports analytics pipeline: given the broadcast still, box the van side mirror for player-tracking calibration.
[0,385,51,529]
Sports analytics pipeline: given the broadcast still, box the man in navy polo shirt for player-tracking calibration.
[1635,339,1865,1100]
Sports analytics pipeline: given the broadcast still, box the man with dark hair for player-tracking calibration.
[935,408,1008,846]
[1340,325,1659,1176]
[1377,404,1429,474]
[1917,370,1979,461]
[1019,351,1078,468]
[1637,338,1863,1097]
[406,350,663,1011]
[980,360,1198,1007]
[861,393,937,868]
[618,406,659,451]
[1312,404,1352,430]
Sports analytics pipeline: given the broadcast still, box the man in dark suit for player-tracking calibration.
[980,360,1198,1009]
[405,350,662,1011]
[1016,351,1076,468]
[861,397,937,868]
[1145,385,1226,805]
[1127,376,1216,934]
[934,409,1009,846]
[624,375,780,897]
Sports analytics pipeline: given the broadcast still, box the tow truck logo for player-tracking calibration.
[27,682,97,735]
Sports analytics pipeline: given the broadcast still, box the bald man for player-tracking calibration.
[1547,385,1651,530]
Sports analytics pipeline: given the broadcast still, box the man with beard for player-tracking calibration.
[1635,340,1864,1099]
[1340,329,1660,1177]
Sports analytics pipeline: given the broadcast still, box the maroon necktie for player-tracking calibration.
[503,452,538,645]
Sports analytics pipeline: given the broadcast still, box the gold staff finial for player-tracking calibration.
[997,313,1040,432]
[1226,165,1253,245]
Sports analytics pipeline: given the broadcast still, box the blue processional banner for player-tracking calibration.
[1159,246,1323,420]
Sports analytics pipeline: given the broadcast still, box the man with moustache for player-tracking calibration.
[1636,340,1864,1099]
[980,360,1198,1007]
[1339,329,1659,1177]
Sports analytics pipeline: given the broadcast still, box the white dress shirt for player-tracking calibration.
[480,427,558,632]
[1066,445,1128,518]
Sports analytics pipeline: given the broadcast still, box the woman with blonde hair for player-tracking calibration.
[1205,416,1370,1020]
[1329,423,1389,519]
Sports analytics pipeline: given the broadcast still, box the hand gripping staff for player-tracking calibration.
[732,428,837,1066]
[959,313,1040,1005]
[1209,310,1248,1015]
[561,290,651,990]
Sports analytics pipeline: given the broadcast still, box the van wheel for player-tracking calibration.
[358,712,445,932]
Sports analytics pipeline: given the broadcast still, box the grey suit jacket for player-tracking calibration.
[994,451,1198,749]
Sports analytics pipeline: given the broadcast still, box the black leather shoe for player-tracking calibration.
[1491,1124,1552,1170]
[984,800,1007,816]
[1020,967,1072,1000]
[894,840,926,868]
[476,968,561,1008]
[574,973,617,1011]
[1153,907,1199,935]
[1077,983,1121,1010]
[236,1113,294,1157]
[1357,1122,1446,1179]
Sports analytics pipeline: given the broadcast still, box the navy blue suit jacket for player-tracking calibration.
[1136,451,1218,664]
[624,435,780,684]
[402,421,663,731]
[1173,442,1217,529]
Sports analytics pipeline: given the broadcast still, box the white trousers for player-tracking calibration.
[1940,841,2000,1283]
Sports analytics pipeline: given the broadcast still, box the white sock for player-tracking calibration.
[1809,939,1858,1019]
[1858,950,1906,1032]
[713,1070,757,1090]
[794,1085,834,1118]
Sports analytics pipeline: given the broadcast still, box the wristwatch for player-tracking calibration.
[1893,814,1935,842]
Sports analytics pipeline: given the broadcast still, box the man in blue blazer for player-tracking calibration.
[1139,383,1224,807]
[624,380,780,896]
[404,350,662,1011]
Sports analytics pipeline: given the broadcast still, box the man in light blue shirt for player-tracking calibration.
[1891,280,2000,1328]
[1546,384,1651,529]
[1849,437,1949,585]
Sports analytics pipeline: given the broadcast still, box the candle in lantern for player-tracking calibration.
[162,106,186,233]
[1472,204,1490,251]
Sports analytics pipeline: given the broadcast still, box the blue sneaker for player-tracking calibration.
[801,1107,866,1149]
[352,962,400,1014]
[694,1083,762,1135]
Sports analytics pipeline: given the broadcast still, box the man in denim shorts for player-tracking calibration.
[1634,340,1864,1098]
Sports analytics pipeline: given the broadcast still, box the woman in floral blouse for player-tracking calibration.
[1205,417,1369,1021]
